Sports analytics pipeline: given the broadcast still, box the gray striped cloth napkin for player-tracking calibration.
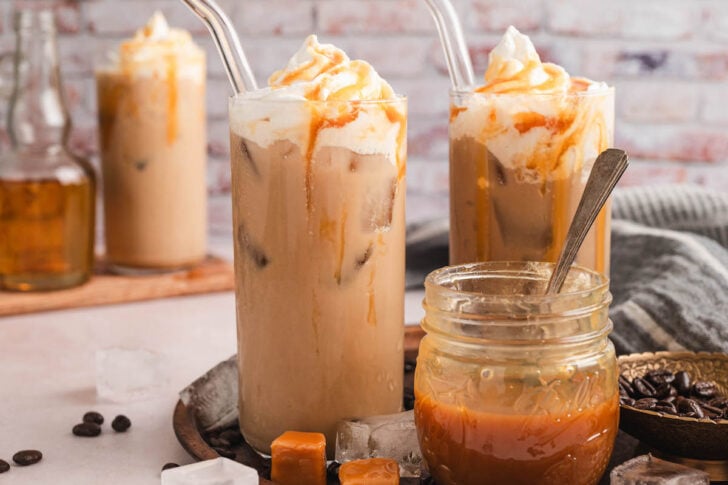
[405,185,728,354]
[609,185,728,355]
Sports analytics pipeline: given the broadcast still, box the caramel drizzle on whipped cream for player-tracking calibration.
[114,12,203,145]
[452,27,610,181]
[267,35,406,212]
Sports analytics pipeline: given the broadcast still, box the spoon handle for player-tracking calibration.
[545,148,630,295]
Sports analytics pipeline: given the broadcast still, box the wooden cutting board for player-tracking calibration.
[0,256,235,317]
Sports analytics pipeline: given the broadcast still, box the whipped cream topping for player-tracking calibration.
[230,35,404,161]
[481,26,569,94]
[100,12,204,80]
[451,26,612,179]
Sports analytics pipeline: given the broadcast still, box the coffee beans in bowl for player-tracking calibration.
[619,370,726,421]
[618,351,728,461]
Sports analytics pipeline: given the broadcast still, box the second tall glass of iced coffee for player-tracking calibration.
[229,36,406,455]
[449,27,614,273]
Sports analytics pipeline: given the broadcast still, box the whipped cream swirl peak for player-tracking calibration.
[266,35,395,101]
[100,11,204,79]
[478,26,604,94]
[451,26,613,179]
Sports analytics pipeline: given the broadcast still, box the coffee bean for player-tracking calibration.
[620,396,636,406]
[701,404,723,419]
[692,381,718,399]
[83,411,104,425]
[213,447,235,459]
[654,404,677,415]
[73,422,101,437]
[12,450,42,466]
[677,398,704,418]
[218,429,243,446]
[656,400,677,412]
[709,397,728,409]
[633,378,657,398]
[327,461,341,478]
[646,369,675,387]
[0,459,9,473]
[618,375,635,397]
[653,383,672,400]
[676,397,694,413]
[111,415,131,432]
[208,437,230,448]
[674,371,691,396]
[634,398,658,410]
[162,463,179,471]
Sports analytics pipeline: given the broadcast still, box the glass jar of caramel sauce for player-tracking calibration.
[414,262,618,485]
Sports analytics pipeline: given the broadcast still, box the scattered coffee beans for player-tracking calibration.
[73,422,102,437]
[0,459,9,473]
[209,436,230,448]
[12,450,42,466]
[83,411,104,425]
[111,415,131,432]
[620,369,727,422]
[327,461,341,478]
[162,463,179,471]
[218,429,243,446]
[213,447,236,459]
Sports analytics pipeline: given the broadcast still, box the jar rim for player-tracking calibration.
[425,261,609,304]
[422,261,612,344]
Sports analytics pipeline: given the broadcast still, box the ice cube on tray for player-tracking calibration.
[335,410,422,477]
[610,454,710,485]
[160,458,258,485]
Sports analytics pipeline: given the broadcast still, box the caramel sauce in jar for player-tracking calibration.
[414,262,618,485]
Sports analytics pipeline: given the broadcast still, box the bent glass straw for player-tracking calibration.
[423,0,475,91]
[180,0,258,93]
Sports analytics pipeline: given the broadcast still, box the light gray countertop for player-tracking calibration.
[0,236,425,484]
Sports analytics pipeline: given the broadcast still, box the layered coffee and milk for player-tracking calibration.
[229,36,406,455]
[97,12,207,271]
[449,27,614,272]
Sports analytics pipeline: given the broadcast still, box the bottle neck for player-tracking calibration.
[7,9,70,153]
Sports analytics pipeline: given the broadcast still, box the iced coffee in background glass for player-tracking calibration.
[96,12,207,272]
[449,27,614,273]
[229,36,406,456]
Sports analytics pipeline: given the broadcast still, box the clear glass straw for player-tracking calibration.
[180,0,257,94]
[424,0,475,91]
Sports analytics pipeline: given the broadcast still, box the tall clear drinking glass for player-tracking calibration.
[449,89,615,273]
[229,96,407,456]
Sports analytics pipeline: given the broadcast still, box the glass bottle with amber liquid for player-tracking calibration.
[0,8,95,291]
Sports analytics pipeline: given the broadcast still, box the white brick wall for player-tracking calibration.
[0,0,727,229]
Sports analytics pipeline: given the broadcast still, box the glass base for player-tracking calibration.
[0,270,90,291]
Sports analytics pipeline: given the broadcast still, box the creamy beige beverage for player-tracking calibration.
[97,12,207,271]
[450,27,614,273]
[230,36,406,456]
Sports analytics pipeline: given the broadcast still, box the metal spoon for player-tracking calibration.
[545,148,630,295]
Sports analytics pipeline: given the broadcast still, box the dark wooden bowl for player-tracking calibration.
[618,351,728,460]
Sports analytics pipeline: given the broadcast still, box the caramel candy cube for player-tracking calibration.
[339,458,400,485]
[270,431,326,485]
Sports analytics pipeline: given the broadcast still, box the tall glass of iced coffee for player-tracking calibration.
[229,36,406,455]
[96,12,207,272]
[449,27,614,273]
